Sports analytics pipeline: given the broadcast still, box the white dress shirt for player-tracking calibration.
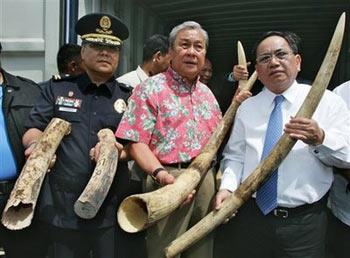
[220,81,350,208]
[117,66,148,88]
[329,80,350,226]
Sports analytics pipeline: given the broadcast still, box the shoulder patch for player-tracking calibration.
[51,74,74,82]
[118,82,133,93]
[52,74,61,81]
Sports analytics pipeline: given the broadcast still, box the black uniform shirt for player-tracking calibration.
[25,72,131,229]
[1,69,41,172]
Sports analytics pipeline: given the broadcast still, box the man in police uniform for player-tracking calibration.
[0,42,47,258]
[23,13,131,258]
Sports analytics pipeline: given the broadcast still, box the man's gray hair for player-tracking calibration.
[169,21,209,49]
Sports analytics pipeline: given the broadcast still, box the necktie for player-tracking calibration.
[256,95,284,215]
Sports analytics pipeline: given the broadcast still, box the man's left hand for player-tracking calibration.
[90,141,125,161]
[284,117,325,145]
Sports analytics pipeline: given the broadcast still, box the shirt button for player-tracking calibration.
[93,112,97,116]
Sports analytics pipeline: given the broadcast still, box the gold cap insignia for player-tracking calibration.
[77,13,128,47]
[100,16,111,31]
[68,91,74,97]
[114,99,127,113]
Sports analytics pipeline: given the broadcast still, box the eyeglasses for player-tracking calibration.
[256,50,294,64]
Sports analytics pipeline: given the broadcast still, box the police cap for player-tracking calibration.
[76,13,129,47]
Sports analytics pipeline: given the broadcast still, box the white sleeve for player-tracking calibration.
[219,111,245,191]
[310,93,350,168]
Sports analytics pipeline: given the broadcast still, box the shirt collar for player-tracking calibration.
[166,67,199,93]
[136,66,149,81]
[281,80,299,104]
[262,80,298,106]
[78,72,116,96]
[0,69,20,90]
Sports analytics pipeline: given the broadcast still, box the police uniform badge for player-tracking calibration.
[56,95,82,113]
[114,99,127,113]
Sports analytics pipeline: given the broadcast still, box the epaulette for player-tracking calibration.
[51,74,74,82]
[118,82,133,93]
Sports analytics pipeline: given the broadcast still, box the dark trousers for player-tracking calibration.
[326,210,350,258]
[50,226,115,258]
[115,177,147,258]
[221,198,327,258]
[115,223,147,258]
[214,218,238,258]
[0,221,49,258]
[0,191,49,258]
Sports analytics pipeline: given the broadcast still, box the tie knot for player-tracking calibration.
[274,95,284,106]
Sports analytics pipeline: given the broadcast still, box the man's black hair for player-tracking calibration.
[142,34,169,62]
[252,31,301,61]
[57,43,82,74]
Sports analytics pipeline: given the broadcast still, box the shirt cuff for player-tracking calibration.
[227,72,235,82]
[219,167,239,192]
[309,131,350,168]
[310,132,338,157]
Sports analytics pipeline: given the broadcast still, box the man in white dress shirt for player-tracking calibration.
[117,34,170,88]
[327,80,350,258]
[214,31,350,258]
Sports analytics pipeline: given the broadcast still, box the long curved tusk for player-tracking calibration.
[117,42,257,233]
[2,118,71,230]
[164,12,346,258]
[237,40,248,89]
[74,129,119,219]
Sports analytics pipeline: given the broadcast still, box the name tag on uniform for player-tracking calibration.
[56,96,82,113]
[58,106,78,112]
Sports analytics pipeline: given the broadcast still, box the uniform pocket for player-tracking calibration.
[55,109,82,123]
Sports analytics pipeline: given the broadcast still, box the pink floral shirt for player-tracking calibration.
[116,68,222,164]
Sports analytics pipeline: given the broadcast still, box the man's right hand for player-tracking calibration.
[24,141,56,172]
[23,128,43,159]
[24,141,37,159]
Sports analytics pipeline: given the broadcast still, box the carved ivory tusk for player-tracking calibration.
[2,118,71,230]
[74,129,119,219]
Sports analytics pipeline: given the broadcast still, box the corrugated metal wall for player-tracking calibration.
[0,0,60,82]
[3,0,348,86]
[112,0,350,88]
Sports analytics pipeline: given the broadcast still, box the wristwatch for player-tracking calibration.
[151,167,166,183]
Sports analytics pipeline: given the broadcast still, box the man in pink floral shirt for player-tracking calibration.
[117,67,221,164]
[116,21,220,258]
